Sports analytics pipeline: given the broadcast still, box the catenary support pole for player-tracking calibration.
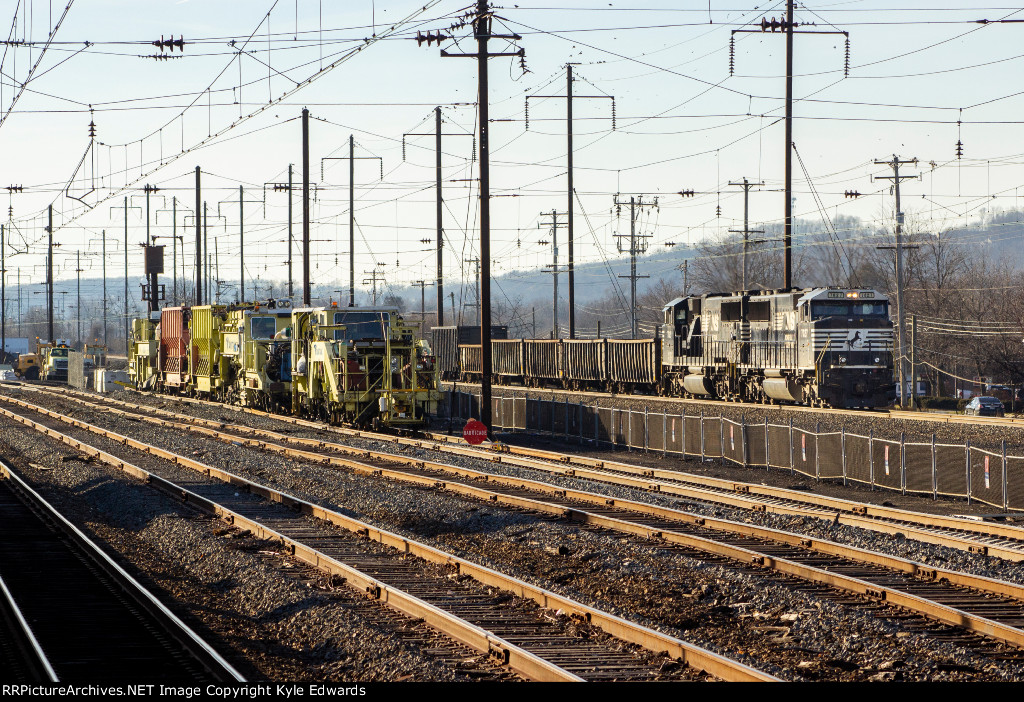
[302,108,311,306]
[102,230,107,348]
[239,185,245,303]
[436,106,444,326]
[287,163,294,300]
[195,167,202,305]
[349,134,355,307]
[47,205,53,343]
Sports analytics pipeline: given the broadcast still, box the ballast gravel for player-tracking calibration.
[0,416,517,682]
[478,384,1024,452]
[8,386,1024,681]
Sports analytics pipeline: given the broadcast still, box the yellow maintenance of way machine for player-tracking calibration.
[291,307,438,428]
[221,301,294,411]
[128,301,439,430]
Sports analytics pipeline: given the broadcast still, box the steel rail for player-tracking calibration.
[34,386,1024,562]
[11,392,1024,655]
[0,456,245,683]
[424,440,1024,559]
[0,573,58,682]
[0,396,778,683]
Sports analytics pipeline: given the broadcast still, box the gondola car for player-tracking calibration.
[434,287,895,409]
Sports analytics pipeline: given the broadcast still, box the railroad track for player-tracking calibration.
[10,389,1024,663]
[34,385,1024,562]
[0,572,55,683]
[0,455,244,683]
[443,381,1024,428]
[0,393,776,682]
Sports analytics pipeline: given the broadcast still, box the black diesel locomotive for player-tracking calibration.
[434,288,896,409]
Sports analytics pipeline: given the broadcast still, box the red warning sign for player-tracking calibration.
[463,419,489,445]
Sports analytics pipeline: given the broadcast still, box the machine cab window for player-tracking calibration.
[250,316,278,340]
[332,311,389,342]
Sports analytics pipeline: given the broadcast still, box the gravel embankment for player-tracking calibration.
[55,386,1024,586]
[0,414,518,682]
[9,386,1024,682]
[471,384,1024,452]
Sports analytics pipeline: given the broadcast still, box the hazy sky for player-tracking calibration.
[2,1,1023,307]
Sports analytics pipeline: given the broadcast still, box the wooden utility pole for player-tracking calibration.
[613,195,655,338]
[462,257,481,326]
[203,203,209,303]
[731,2,848,289]
[362,268,385,305]
[784,0,793,288]
[526,65,613,338]
[538,210,567,338]
[266,167,297,300]
[412,279,434,336]
[728,178,766,291]
[403,108,474,326]
[233,186,262,304]
[873,155,919,409]
[110,199,145,343]
[431,0,524,436]
[321,140,382,307]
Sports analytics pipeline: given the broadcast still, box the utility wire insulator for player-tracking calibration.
[760,17,798,31]
[415,31,449,46]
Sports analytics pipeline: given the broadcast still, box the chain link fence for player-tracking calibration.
[444,389,1021,511]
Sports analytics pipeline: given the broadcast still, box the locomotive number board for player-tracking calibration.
[827,291,875,299]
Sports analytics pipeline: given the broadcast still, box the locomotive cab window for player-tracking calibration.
[811,301,888,319]
[333,311,389,342]
[250,316,278,339]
